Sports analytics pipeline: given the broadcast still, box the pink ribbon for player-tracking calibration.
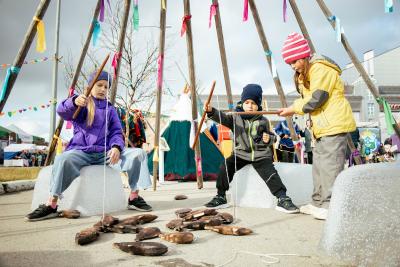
[283,0,287,22]
[68,86,75,97]
[180,15,192,36]
[157,54,164,88]
[112,52,122,79]
[209,3,218,28]
[196,156,203,178]
[243,0,249,21]
[66,121,73,129]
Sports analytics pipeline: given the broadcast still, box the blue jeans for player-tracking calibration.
[49,148,152,197]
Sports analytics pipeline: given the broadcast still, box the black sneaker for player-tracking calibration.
[25,204,59,221]
[205,195,229,209]
[127,196,152,212]
[275,197,300,214]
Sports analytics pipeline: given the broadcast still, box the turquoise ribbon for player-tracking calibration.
[265,50,272,56]
[328,15,342,42]
[385,0,394,13]
[133,1,139,31]
[377,97,395,135]
[92,20,101,46]
[1,66,20,102]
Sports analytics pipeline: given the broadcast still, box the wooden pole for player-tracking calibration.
[0,0,51,112]
[192,81,216,149]
[289,0,362,165]
[45,0,103,166]
[315,0,400,139]
[227,111,279,115]
[109,0,131,104]
[248,0,300,148]
[211,0,233,110]
[72,54,110,119]
[183,0,203,189]
[152,0,167,191]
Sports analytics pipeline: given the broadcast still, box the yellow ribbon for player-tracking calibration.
[153,145,159,162]
[54,135,63,155]
[33,16,46,53]
[161,0,166,10]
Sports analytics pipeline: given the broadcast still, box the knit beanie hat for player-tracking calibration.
[241,84,263,107]
[281,32,311,64]
[88,70,112,87]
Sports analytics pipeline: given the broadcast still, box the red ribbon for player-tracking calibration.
[209,3,218,28]
[196,156,203,178]
[112,52,122,79]
[243,0,249,21]
[180,15,192,36]
[68,86,75,97]
[157,54,164,88]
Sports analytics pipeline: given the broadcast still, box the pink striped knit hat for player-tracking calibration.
[282,33,311,64]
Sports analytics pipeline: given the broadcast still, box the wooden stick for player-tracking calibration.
[211,0,233,110]
[315,0,400,139]
[0,0,51,112]
[289,0,362,165]
[109,0,131,104]
[184,0,203,189]
[227,111,279,115]
[45,0,104,166]
[72,53,110,119]
[192,81,216,149]
[152,0,167,191]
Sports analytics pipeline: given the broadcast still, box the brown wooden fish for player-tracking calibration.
[183,221,206,230]
[113,241,168,256]
[166,219,184,231]
[135,227,161,241]
[109,224,143,234]
[174,194,188,200]
[205,225,252,236]
[175,208,192,218]
[159,232,194,244]
[75,227,99,245]
[101,215,119,227]
[184,209,217,221]
[119,214,158,226]
[215,212,234,224]
[59,209,80,219]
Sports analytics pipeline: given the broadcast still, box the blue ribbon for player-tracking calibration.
[1,66,20,102]
[385,0,394,13]
[328,15,342,42]
[265,50,272,56]
[228,103,234,110]
[92,20,101,46]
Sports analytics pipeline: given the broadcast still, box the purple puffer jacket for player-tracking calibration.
[57,95,125,153]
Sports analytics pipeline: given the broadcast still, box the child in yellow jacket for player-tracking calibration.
[278,33,356,220]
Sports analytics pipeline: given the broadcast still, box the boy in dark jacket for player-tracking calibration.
[204,84,299,213]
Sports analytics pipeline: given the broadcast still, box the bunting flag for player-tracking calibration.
[133,0,139,31]
[0,99,56,117]
[33,16,47,53]
[1,56,55,70]
[1,66,20,102]
[377,97,396,135]
[243,0,249,21]
[112,52,122,79]
[157,54,164,88]
[56,135,63,155]
[181,15,192,36]
[283,0,287,22]
[385,0,394,13]
[209,3,218,28]
[92,19,101,46]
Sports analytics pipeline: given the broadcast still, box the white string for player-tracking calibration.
[232,109,237,220]
[102,65,111,220]
[217,251,302,267]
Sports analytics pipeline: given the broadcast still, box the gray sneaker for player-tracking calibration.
[275,197,300,214]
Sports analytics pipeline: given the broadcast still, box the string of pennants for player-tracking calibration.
[0,99,57,118]
[0,56,60,70]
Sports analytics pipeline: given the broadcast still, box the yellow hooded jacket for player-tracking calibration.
[292,55,356,138]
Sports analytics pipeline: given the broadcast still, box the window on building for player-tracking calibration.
[367,103,375,117]
[368,91,374,101]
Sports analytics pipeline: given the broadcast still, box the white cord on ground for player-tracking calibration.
[217,251,301,267]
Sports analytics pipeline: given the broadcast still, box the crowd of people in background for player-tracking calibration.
[13,150,47,167]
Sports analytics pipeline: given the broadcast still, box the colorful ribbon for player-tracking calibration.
[328,15,342,43]
[112,52,122,79]
[181,15,192,36]
[209,3,218,28]
[33,16,46,53]
[157,54,164,88]
[153,145,159,162]
[68,86,75,97]
[92,19,101,46]
[1,66,20,102]
[1,56,51,69]
[66,121,73,129]
[196,156,203,178]
[283,0,287,22]
[161,0,166,10]
[243,0,249,21]
[385,0,394,13]
[133,0,139,31]
[377,97,396,135]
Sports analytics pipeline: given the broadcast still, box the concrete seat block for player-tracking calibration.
[228,162,313,208]
[320,162,400,267]
[31,165,126,216]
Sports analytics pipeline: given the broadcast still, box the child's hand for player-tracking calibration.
[75,94,88,107]
[204,103,212,113]
[262,132,270,143]
[108,147,120,165]
[277,106,295,117]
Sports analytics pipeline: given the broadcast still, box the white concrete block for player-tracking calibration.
[31,165,126,216]
[320,162,400,267]
[228,162,313,208]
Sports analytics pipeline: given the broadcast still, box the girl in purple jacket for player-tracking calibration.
[26,71,152,221]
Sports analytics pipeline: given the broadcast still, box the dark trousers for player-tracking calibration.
[307,151,313,164]
[216,155,287,197]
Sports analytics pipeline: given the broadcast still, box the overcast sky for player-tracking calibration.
[0,0,399,140]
